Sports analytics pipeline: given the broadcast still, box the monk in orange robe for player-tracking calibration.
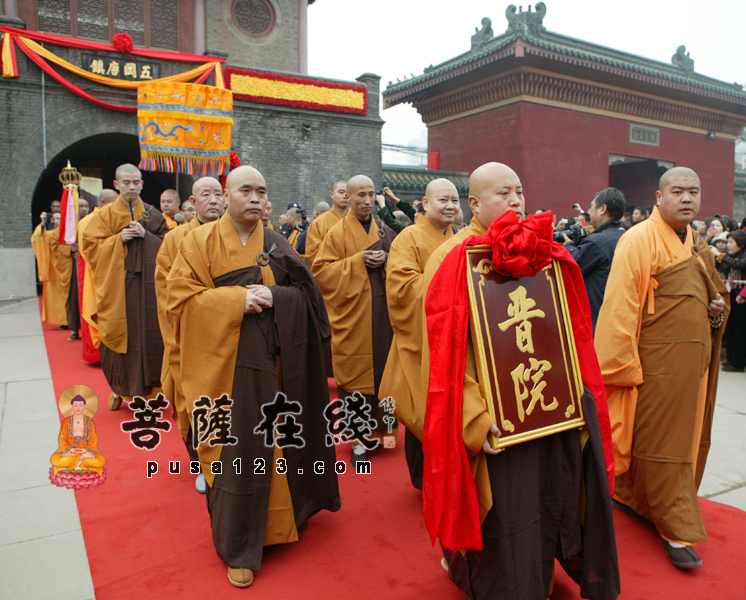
[305,179,347,269]
[284,208,306,255]
[160,189,180,230]
[596,167,728,569]
[155,176,225,494]
[379,178,458,489]
[167,166,340,588]
[47,208,82,341]
[312,174,398,465]
[77,190,117,363]
[261,200,274,230]
[81,164,168,410]
[421,163,619,600]
[32,209,63,327]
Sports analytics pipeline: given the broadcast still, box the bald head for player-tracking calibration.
[98,189,118,208]
[659,167,699,192]
[226,165,264,192]
[225,166,267,227]
[50,200,61,214]
[329,179,349,214]
[468,162,524,227]
[114,164,143,203]
[314,201,330,219]
[346,175,375,220]
[189,177,224,223]
[115,163,141,180]
[160,189,180,217]
[656,166,701,230]
[423,178,460,231]
[192,177,220,197]
[425,178,458,200]
[347,175,374,197]
[78,198,90,218]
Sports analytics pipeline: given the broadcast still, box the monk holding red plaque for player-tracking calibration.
[421,163,620,600]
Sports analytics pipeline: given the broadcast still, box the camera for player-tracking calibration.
[554,222,587,244]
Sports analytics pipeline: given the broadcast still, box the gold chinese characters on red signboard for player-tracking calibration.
[466,248,585,449]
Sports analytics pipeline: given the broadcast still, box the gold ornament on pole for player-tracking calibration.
[58,160,82,189]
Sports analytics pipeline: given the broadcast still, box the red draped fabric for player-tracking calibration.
[422,210,614,552]
[77,254,100,364]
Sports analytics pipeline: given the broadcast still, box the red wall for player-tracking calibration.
[428,102,735,219]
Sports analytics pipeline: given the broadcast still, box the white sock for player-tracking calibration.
[353,445,366,455]
[667,542,686,549]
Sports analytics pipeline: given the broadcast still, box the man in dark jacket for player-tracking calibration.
[563,188,626,331]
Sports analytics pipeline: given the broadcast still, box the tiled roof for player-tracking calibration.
[382,166,469,193]
[384,15,746,102]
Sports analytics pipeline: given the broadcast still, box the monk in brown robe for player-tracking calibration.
[31,206,67,327]
[313,175,398,465]
[81,164,168,410]
[160,189,180,230]
[305,179,348,269]
[155,176,225,494]
[78,190,117,363]
[167,165,340,588]
[379,178,458,489]
[596,167,728,569]
[422,163,619,600]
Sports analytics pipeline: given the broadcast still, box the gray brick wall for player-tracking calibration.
[0,51,381,251]
[206,0,300,73]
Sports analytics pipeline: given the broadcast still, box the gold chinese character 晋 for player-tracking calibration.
[106,61,120,76]
[498,285,545,353]
[123,62,137,78]
[90,59,105,74]
[140,65,153,80]
[511,358,559,423]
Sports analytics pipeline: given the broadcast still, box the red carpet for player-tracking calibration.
[40,305,746,599]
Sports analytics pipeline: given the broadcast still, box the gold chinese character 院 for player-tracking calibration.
[90,59,105,75]
[140,65,153,80]
[511,358,558,423]
[106,61,120,76]
[123,62,137,78]
[498,285,545,353]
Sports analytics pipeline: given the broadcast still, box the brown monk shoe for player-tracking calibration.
[108,393,122,411]
[228,567,254,588]
[664,542,702,569]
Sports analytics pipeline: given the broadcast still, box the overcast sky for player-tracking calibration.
[308,0,746,164]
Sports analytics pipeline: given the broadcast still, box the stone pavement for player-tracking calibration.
[0,298,95,600]
[0,296,743,599]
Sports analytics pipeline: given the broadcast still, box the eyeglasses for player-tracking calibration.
[183,208,195,213]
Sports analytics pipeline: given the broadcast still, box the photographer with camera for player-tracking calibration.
[562,187,626,331]
[374,187,417,234]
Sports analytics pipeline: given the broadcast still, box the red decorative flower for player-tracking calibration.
[230,151,241,170]
[487,210,554,279]
[112,33,134,54]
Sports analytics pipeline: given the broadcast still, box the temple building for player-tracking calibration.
[0,0,382,297]
[383,3,746,221]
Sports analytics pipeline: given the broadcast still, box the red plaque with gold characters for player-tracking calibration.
[466,247,585,449]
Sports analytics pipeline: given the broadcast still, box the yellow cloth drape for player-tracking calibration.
[379,216,453,439]
[19,36,219,88]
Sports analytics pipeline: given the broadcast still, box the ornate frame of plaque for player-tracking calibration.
[466,248,585,449]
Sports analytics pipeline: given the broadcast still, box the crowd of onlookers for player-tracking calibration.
[551,195,746,373]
